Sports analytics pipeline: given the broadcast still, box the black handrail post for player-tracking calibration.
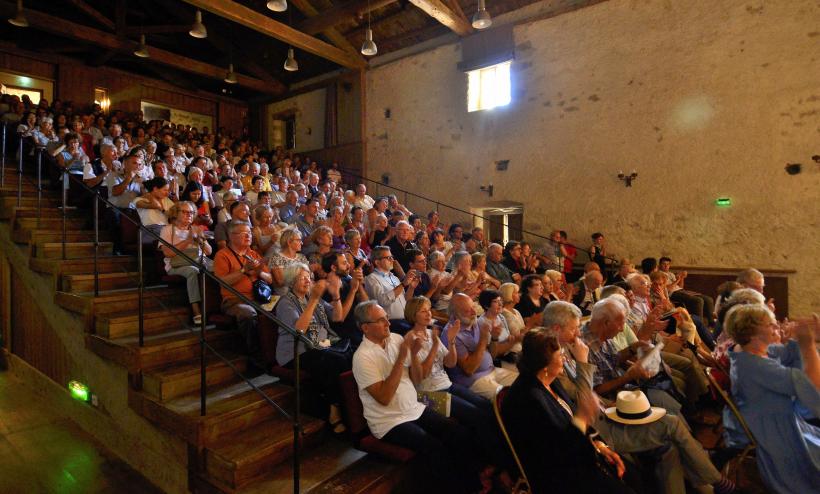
[293,340,301,494]
[1,124,6,187]
[138,229,144,347]
[36,148,43,228]
[61,170,68,260]
[17,136,23,207]
[200,267,207,417]
[93,196,100,297]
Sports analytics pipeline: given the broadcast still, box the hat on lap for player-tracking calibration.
[605,390,666,425]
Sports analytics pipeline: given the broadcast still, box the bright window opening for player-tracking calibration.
[467,61,512,112]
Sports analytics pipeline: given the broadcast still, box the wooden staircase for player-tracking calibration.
[1,167,410,493]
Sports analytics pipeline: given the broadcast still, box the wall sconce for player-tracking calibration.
[479,183,494,197]
[618,170,638,187]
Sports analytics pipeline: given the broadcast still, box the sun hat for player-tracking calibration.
[605,390,666,425]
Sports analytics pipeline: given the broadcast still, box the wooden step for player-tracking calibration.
[95,306,192,338]
[63,271,142,293]
[32,241,114,259]
[143,353,248,402]
[30,255,137,277]
[55,286,188,317]
[0,197,62,218]
[203,415,325,490]
[28,229,111,246]
[13,217,89,242]
[128,375,298,447]
[12,206,81,219]
[86,328,242,372]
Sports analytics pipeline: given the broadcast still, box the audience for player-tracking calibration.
[6,94,816,493]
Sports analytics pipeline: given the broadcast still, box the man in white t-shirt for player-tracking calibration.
[352,301,481,492]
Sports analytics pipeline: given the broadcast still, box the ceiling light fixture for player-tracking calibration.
[189,9,207,38]
[133,35,150,58]
[8,0,28,28]
[360,0,377,56]
[224,63,237,84]
[266,0,287,12]
[471,0,492,30]
[283,48,299,72]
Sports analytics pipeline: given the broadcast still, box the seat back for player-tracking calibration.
[339,370,368,437]
[704,367,757,448]
[494,387,531,493]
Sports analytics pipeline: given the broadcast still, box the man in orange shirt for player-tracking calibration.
[214,221,273,367]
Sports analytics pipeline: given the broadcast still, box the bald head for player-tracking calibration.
[585,270,604,289]
[448,293,476,326]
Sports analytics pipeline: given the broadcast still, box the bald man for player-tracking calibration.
[573,270,604,316]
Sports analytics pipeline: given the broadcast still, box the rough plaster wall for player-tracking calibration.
[366,0,820,315]
[266,88,326,152]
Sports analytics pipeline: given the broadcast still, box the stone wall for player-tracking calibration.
[365,0,820,315]
[265,88,326,152]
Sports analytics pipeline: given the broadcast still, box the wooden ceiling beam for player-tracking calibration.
[289,0,365,61]
[3,4,284,95]
[66,0,116,31]
[180,0,366,69]
[124,25,192,35]
[296,0,397,36]
[407,0,473,36]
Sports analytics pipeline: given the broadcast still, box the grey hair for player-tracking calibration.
[541,301,582,329]
[279,227,302,250]
[99,142,115,155]
[590,298,627,322]
[544,270,563,284]
[626,273,650,290]
[605,293,630,314]
[343,228,360,244]
[726,288,765,306]
[600,285,626,300]
[736,268,764,286]
[452,250,471,267]
[354,300,381,327]
[370,245,391,262]
[282,263,310,289]
[227,220,252,236]
[487,243,503,254]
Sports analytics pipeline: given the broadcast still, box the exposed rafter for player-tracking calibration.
[65,0,116,31]
[296,0,396,36]
[0,3,284,94]
[407,0,472,36]
[289,0,364,61]
[181,0,367,69]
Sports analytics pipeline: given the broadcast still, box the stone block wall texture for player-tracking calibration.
[265,88,327,152]
[365,0,820,315]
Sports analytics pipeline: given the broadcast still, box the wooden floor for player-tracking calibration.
[0,370,163,494]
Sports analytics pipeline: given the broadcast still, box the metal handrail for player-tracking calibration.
[337,165,622,266]
[7,137,309,493]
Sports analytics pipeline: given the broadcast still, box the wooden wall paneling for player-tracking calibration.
[0,51,55,79]
[9,268,72,387]
[218,102,247,135]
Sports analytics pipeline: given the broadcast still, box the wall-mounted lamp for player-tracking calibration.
[618,170,638,187]
[480,183,494,197]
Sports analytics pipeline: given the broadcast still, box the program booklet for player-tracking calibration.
[417,390,452,417]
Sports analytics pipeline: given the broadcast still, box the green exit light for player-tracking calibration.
[715,198,732,207]
[68,380,90,401]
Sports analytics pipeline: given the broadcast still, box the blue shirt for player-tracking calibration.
[442,320,494,388]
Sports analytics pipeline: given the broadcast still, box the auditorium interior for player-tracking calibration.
[0,0,818,493]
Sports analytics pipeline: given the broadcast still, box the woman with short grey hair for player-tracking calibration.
[274,262,360,433]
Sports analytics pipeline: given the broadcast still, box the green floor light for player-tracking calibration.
[715,197,732,207]
[68,380,90,402]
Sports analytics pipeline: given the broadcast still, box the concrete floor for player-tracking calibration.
[0,370,163,494]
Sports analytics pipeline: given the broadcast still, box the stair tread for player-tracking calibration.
[65,271,142,280]
[207,415,325,467]
[162,375,288,419]
[145,351,245,382]
[38,241,114,247]
[98,305,190,323]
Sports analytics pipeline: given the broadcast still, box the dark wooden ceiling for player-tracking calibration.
[0,0,603,100]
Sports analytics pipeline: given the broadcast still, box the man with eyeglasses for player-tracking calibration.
[351,301,481,492]
[364,246,419,329]
[214,221,272,369]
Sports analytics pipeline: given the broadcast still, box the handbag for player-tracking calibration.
[252,278,273,304]
[229,247,272,304]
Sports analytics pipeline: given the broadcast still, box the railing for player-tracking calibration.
[5,126,311,494]
[337,165,622,268]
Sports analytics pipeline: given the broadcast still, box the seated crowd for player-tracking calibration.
[4,95,819,494]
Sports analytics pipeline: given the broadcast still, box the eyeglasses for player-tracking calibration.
[377,256,394,261]
[180,210,196,215]
[230,231,252,236]
[363,316,389,325]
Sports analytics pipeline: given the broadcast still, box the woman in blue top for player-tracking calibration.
[725,304,820,494]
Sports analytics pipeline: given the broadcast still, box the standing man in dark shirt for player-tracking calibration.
[385,220,419,272]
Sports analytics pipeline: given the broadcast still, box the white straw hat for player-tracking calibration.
[605,390,666,425]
